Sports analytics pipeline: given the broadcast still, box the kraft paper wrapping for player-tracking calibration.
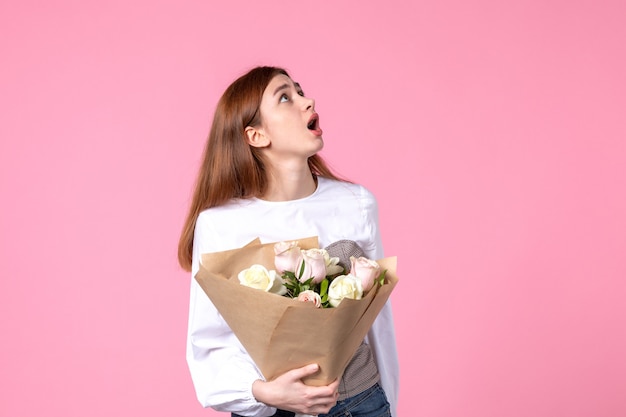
[195,236,398,386]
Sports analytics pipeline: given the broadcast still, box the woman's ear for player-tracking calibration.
[245,126,270,148]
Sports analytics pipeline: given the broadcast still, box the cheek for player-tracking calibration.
[270,123,301,142]
[262,115,287,136]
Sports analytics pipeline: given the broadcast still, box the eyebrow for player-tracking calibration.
[273,81,302,96]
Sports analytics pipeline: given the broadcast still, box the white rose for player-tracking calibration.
[327,274,363,307]
[238,264,287,295]
[297,290,322,308]
[321,249,344,276]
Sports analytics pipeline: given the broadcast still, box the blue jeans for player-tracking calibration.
[320,383,391,417]
[232,409,294,417]
[231,383,391,417]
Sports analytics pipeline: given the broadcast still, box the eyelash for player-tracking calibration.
[279,90,305,103]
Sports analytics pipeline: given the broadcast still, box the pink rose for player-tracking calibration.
[297,290,322,308]
[349,256,381,292]
[274,241,302,274]
[297,248,328,284]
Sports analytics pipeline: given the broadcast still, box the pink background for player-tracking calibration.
[1,1,625,416]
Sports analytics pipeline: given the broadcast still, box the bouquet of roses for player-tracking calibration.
[238,240,386,308]
[195,236,397,385]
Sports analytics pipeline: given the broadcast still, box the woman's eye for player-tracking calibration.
[279,94,289,103]
[297,90,305,97]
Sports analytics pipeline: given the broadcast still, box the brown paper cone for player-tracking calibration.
[195,237,398,385]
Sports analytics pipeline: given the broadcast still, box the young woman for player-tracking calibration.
[178,66,399,417]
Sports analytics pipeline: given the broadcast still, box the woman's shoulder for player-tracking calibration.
[317,177,378,203]
[196,199,256,225]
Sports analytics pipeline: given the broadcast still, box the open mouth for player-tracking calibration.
[307,114,319,130]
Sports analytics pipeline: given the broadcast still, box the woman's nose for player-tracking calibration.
[303,97,315,111]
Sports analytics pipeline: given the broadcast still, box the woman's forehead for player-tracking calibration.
[265,74,300,95]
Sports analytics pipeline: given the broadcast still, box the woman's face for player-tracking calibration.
[252,74,324,162]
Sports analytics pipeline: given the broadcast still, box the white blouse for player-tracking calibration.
[187,177,399,416]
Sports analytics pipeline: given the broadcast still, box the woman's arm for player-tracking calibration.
[187,276,276,415]
[360,186,400,416]
[252,365,339,415]
[187,213,277,415]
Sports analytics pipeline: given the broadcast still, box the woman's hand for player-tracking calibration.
[252,364,339,415]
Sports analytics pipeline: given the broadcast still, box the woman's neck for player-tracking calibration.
[261,163,317,202]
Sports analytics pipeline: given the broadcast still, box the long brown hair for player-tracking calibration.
[178,66,342,271]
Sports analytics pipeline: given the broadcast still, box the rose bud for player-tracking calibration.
[274,241,302,274]
[297,248,328,284]
[297,290,322,308]
[350,256,381,292]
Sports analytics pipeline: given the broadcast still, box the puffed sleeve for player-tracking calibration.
[360,187,400,417]
[186,212,277,416]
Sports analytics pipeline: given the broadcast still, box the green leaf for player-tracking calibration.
[377,269,387,286]
[320,278,329,297]
[297,260,306,279]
